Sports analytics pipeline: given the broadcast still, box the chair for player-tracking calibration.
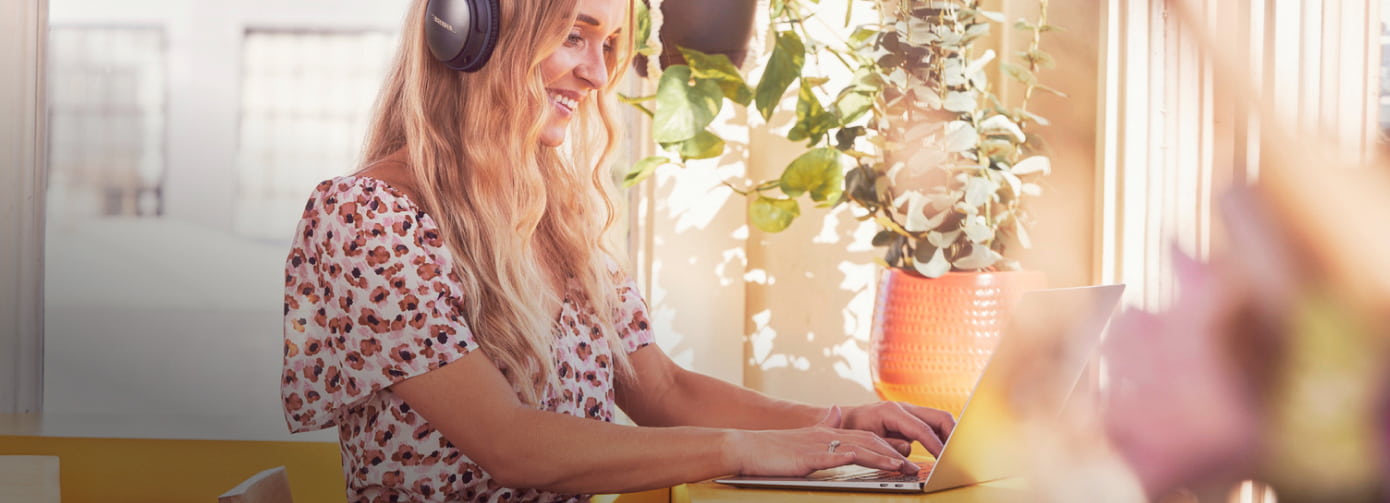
[0,456,60,503]
[218,466,293,503]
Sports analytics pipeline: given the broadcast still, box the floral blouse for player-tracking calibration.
[281,176,655,502]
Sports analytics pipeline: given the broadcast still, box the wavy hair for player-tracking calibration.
[359,0,636,405]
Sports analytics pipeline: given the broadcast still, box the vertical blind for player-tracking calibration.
[1099,0,1381,311]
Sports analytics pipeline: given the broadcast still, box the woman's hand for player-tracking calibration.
[723,407,921,476]
[839,401,956,457]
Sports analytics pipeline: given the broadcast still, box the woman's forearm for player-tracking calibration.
[662,369,829,429]
[391,348,911,495]
[619,347,831,431]
[390,351,744,494]
[483,405,735,494]
[622,358,834,430]
[490,402,914,494]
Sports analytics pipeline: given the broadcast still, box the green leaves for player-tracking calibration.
[616,0,1060,269]
[755,31,806,121]
[618,93,655,117]
[912,245,951,278]
[833,90,873,125]
[788,80,836,144]
[780,147,845,205]
[653,65,724,144]
[750,196,800,233]
[1001,62,1037,87]
[844,163,878,207]
[662,130,726,161]
[680,47,753,106]
[634,0,654,57]
[647,48,753,162]
[623,155,670,188]
[1020,49,1056,69]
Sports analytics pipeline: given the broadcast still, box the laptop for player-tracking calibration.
[714,285,1125,494]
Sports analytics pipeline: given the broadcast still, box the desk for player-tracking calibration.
[675,478,1031,502]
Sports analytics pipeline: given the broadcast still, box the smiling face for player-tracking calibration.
[537,0,625,147]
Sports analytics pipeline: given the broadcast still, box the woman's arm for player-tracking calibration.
[616,344,827,430]
[390,350,915,495]
[616,344,956,456]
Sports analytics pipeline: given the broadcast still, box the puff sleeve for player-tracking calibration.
[281,178,477,433]
[610,264,656,354]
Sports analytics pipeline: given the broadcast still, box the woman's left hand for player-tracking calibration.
[837,402,956,457]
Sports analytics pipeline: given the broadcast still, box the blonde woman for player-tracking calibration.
[281,0,954,500]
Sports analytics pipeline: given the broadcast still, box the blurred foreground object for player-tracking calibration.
[1102,226,1390,501]
[1094,0,1390,499]
[1096,99,1390,503]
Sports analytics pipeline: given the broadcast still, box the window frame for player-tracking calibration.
[0,0,48,415]
[7,0,401,440]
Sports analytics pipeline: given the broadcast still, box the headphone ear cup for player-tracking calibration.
[464,0,500,72]
[425,0,501,73]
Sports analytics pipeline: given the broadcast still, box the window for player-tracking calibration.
[1380,0,1390,138]
[0,0,46,415]
[37,0,403,441]
[47,26,166,221]
[235,29,394,241]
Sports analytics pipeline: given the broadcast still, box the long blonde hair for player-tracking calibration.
[360,0,636,405]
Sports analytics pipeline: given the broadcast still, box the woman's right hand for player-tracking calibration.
[722,406,921,477]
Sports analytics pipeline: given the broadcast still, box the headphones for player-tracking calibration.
[424,0,501,72]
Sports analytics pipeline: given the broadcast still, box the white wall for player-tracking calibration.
[639,104,751,387]
[637,0,896,407]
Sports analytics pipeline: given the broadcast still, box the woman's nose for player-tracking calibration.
[576,48,609,90]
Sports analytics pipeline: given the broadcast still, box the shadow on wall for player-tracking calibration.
[743,203,884,406]
[639,91,884,405]
[645,130,751,375]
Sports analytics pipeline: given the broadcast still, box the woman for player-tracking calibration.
[281,0,955,501]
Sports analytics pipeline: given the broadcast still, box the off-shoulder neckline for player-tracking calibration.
[325,174,433,213]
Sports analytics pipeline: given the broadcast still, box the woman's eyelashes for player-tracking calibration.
[565,29,616,54]
[566,32,585,48]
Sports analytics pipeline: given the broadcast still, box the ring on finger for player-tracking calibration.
[827,440,841,453]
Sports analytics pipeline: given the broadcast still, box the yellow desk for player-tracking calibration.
[675,478,1032,502]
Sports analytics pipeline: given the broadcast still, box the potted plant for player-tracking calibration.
[626,0,1061,416]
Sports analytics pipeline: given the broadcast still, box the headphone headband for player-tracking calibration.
[424,0,500,72]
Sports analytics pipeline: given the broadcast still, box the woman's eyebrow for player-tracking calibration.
[575,13,623,34]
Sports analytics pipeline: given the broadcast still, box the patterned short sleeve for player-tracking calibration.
[281,177,477,433]
[610,265,656,354]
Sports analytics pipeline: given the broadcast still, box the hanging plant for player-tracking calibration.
[626,0,1062,277]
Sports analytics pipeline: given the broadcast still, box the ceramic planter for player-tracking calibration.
[869,269,1047,417]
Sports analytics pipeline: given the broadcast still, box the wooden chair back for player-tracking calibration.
[218,466,293,503]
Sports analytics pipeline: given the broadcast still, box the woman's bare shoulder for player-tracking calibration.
[353,150,425,206]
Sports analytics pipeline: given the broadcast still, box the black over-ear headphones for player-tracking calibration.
[424,0,501,72]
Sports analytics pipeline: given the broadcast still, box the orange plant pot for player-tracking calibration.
[869,269,1047,418]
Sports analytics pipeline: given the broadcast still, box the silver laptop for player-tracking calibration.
[715,285,1125,494]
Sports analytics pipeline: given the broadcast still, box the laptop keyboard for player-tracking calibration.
[807,463,934,483]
